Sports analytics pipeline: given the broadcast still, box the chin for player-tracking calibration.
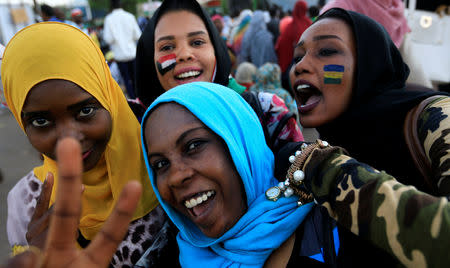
[300,116,321,128]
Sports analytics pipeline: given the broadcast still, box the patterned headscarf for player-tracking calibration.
[251,63,298,115]
[2,22,158,240]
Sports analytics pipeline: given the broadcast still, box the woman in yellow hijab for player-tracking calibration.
[2,22,162,267]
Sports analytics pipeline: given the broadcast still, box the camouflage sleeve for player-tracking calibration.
[303,147,450,268]
[418,97,450,195]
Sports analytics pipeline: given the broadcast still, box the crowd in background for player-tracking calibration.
[2,0,448,104]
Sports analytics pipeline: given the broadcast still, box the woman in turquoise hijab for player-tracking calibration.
[141,82,314,267]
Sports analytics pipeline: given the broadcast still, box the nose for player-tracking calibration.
[56,120,84,142]
[292,55,311,76]
[167,159,194,188]
[176,43,194,63]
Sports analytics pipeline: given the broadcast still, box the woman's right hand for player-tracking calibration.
[26,173,54,249]
[2,137,142,268]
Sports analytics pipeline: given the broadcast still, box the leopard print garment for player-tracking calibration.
[7,172,170,267]
[110,205,168,268]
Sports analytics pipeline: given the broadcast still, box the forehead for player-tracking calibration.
[155,10,208,37]
[23,79,92,110]
[300,18,354,43]
[145,103,203,144]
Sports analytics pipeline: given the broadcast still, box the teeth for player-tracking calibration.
[296,84,310,90]
[184,190,214,209]
[176,71,201,79]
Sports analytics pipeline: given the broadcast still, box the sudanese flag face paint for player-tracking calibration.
[157,54,177,75]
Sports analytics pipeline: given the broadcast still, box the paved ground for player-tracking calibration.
[0,108,41,263]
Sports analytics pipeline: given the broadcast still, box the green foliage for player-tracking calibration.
[88,0,147,16]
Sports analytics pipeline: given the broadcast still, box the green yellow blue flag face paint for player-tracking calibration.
[324,65,344,84]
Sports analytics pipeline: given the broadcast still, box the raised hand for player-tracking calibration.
[2,137,142,268]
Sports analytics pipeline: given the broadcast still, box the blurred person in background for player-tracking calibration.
[103,0,141,99]
[40,4,59,22]
[235,61,257,90]
[276,0,312,90]
[211,14,225,41]
[71,8,89,35]
[138,14,150,32]
[239,10,277,67]
[267,5,281,46]
[228,9,252,63]
[251,62,298,119]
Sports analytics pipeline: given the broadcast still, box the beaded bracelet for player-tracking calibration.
[265,139,330,206]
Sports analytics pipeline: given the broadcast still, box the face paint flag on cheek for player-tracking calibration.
[324,64,344,84]
[157,54,177,75]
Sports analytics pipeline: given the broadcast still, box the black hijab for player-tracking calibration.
[315,8,446,191]
[135,0,231,107]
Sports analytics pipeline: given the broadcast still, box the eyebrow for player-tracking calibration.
[295,35,343,48]
[67,97,97,111]
[156,31,208,43]
[21,110,50,119]
[22,97,97,118]
[187,31,207,37]
[147,126,207,159]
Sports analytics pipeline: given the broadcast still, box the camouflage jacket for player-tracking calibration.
[302,145,450,268]
[418,97,450,195]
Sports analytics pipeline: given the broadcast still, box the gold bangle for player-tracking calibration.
[11,244,41,257]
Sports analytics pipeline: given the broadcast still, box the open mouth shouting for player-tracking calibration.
[183,190,216,219]
[293,80,322,114]
[175,68,203,84]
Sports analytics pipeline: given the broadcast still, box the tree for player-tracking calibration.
[88,0,147,16]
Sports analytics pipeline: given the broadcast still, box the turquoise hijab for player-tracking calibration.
[141,82,313,267]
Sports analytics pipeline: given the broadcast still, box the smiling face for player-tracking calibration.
[154,10,216,91]
[145,103,247,238]
[289,18,356,128]
[21,79,112,171]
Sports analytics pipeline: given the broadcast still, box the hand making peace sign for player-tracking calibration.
[2,137,142,268]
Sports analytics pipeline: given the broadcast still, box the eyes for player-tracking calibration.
[151,139,206,172]
[293,47,339,64]
[28,106,97,129]
[31,118,51,127]
[158,38,207,52]
[79,107,96,117]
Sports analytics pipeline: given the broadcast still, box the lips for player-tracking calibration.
[82,148,93,160]
[293,80,322,114]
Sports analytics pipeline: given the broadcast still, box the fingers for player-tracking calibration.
[26,205,53,248]
[85,181,142,266]
[30,173,54,222]
[3,250,41,268]
[45,137,82,251]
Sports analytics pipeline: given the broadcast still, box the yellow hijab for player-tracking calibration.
[2,22,158,240]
